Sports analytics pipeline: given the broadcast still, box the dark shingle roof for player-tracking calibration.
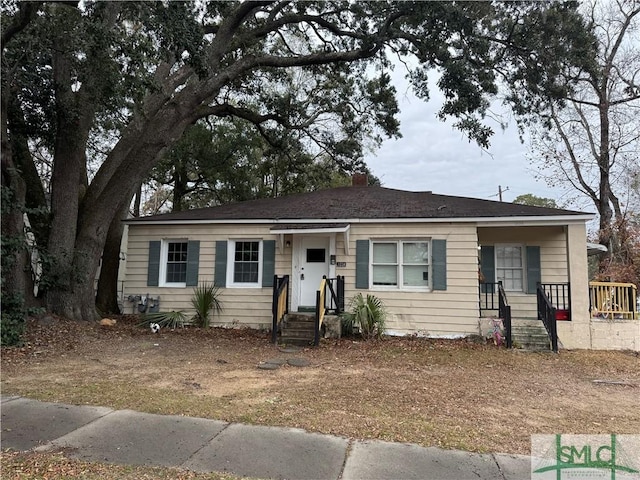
[127,186,589,223]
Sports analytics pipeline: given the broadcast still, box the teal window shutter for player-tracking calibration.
[432,239,447,291]
[262,240,276,287]
[186,240,200,286]
[480,245,495,282]
[355,240,369,289]
[214,241,227,287]
[147,241,161,286]
[526,246,541,294]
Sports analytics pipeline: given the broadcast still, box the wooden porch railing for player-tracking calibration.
[589,281,637,320]
[324,275,345,314]
[313,276,345,346]
[314,278,327,346]
[271,275,289,343]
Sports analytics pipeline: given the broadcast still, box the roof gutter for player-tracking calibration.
[123,214,595,226]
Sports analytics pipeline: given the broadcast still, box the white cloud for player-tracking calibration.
[365,68,565,204]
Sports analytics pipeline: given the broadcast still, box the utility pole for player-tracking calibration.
[498,185,509,202]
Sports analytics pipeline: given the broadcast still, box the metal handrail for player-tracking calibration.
[479,282,499,313]
[537,285,558,353]
[539,283,571,310]
[497,282,512,349]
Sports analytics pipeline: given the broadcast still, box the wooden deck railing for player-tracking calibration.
[271,275,289,343]
[314,277,327,346]
[589,281,637,320]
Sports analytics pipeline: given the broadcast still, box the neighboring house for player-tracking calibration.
[122,181,596,349]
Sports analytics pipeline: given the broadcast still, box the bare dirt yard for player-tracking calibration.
[2,315,639,457]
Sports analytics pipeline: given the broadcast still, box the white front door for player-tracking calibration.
[298,236,330,308]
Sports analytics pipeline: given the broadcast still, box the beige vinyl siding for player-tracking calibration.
[478,226,568,319]
[341,223,480,337]
[124,220,581,336]
[124,224,289,329]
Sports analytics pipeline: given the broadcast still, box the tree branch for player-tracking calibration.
[550,106,600,206]
[1,2,42,48]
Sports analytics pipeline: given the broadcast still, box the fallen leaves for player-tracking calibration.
[0,449,239,479]
[1,315,639,459]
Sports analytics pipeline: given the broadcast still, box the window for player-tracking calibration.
[228,240,262,286]
[496,245,523,291]
[372,242,398,286]
[159,240,188,286]
[371,240,429,289]
[306,248,326,263]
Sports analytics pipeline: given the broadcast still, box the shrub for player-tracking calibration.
[1,293,27,346]
[341,293,387,339]
[138,310,187,330]
[190,282,223,328]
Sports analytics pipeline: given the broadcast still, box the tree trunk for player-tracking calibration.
[7,93,50,249]
[44,22,96,318]
[1,106,30,308]
[95,200,130,315]
[172,161,189,212]
[48,106,196,321]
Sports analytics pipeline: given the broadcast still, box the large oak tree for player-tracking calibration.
[2,1,594,324]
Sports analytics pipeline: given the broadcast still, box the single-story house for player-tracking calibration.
[122,181,596,349]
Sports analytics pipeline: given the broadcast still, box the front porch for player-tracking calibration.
[272,274,345,346]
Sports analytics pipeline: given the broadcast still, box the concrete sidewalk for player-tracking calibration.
[1,395,531,479]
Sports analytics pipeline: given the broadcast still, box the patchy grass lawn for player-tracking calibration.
[2,316,639,461]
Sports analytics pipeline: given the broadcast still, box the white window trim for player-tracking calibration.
[495,243,525,292]
[226,239,263,289]
[159,238,188,288]
[370,239,431,292]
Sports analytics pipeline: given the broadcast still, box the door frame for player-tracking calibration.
[291,234,336,312]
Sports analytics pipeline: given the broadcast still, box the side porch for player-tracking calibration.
[479,281,639,352]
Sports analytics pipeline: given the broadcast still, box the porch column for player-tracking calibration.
[557,223,591,348]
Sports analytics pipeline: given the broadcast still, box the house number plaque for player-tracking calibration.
[336,262,347,268]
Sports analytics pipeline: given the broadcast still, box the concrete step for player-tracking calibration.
[279,337,314,347]
[279,313,316,346]
[511,322,551,351]
[284,320,316,329]
[509,320,550,350]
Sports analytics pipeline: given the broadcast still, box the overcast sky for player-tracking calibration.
[365,67,567,205]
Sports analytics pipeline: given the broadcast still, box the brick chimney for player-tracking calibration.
[351,173,368,186]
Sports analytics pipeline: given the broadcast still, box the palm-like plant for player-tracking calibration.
[342,293,387,339]
[191,282,223,328]
[138,310,187,330]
